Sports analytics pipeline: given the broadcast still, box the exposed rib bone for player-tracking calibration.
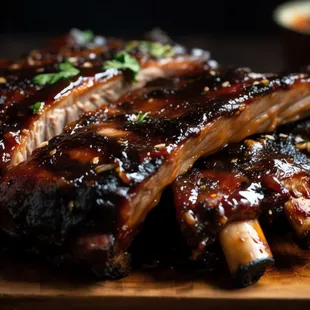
[219,220,274,287]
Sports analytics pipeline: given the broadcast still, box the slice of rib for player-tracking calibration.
[0,41,207,175]
[172,119,310,286]
[0,68,309,278]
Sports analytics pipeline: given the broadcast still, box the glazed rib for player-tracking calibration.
[2,29,118,69]
[172,119,310,285]
[0,37,207,175]
[0,68,309,278]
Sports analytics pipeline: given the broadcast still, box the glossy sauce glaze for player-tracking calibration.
[1,29,122,69]
[28,69,310,183]
[172,120,310,256]
[0,32,207,174]
[1,69,308,234]
[0,66,309,277]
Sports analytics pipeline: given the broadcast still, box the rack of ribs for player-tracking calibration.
[0,32,209,175]
[0,63,309,279]
[172,119,310,287]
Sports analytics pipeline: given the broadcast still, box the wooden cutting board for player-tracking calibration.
[0,235,309,310]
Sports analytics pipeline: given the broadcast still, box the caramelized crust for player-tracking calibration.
[0,67,309,277]
[172,120,310,257]
[0,33,208,174]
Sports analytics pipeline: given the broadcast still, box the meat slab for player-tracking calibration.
[0,66,309,278]
[0,34,207,175]
[172,119,310,286]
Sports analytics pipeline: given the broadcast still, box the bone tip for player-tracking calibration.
[234,257,275,288]
[91,252,131,279]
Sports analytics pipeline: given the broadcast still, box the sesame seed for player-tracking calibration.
[27,57,35,66]
[0,77,7,84]
[295,136,305,144]
[92,157,100,165]
[222,81,230,87]
[148,98,154,103]
[248,72,264,79]
[82,61,93,68]
[116,167,130,184]
[95,163,116,174]
[279,133,288,138]
[265,135,275,140]
[204,86,210,92]
[296,142,310,153]
[260,79,270,86]
[68,201,74,212]
[210,70,216,76]
[268,210,273,215]
[183,211,196,226]
[10,63,20,70]
[210,193,217,198]
[68,57,78,64]
[49,149,57,156]
[154,143,166,149]
[253,81,260,85]
[39,141,49,148]
[200,184,207,190]
[231,158,238,163]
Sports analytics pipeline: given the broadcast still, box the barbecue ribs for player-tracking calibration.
[0,65,309,278]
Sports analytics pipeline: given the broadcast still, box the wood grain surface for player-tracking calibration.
[0,235,309,309]
[0,35,306,309]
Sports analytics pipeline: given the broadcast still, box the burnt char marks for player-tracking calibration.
[120,68,309,122]
[34,120,166,187]
[31,69,310,184]
[0,65,309,277]
[172,120,310,255]
[0,35,208,175]
[0,32,126,174]
[0,63,122,173]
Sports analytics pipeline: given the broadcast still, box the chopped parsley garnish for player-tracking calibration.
[33,62,80,86]
[104,51,140,81]
[125,41,175,58]
[80,29,94,43]
[31,102,44,114]
[71,28,94,44]
[133,112,150,123]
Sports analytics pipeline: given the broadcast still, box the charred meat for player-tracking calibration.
[0,67,309,278]
[172,120,310,286]
[0,37,207,175]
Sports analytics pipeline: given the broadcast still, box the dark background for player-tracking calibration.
[0,0,294,71]
[0,0,285,36]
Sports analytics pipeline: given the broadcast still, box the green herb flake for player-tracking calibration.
[71,28,94,44]
[125,41,176,58]
[80,29,94,43]
[134,112,150,123]
[104,51,140,81]
[31,102,44,114]
[33,61,80,86]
